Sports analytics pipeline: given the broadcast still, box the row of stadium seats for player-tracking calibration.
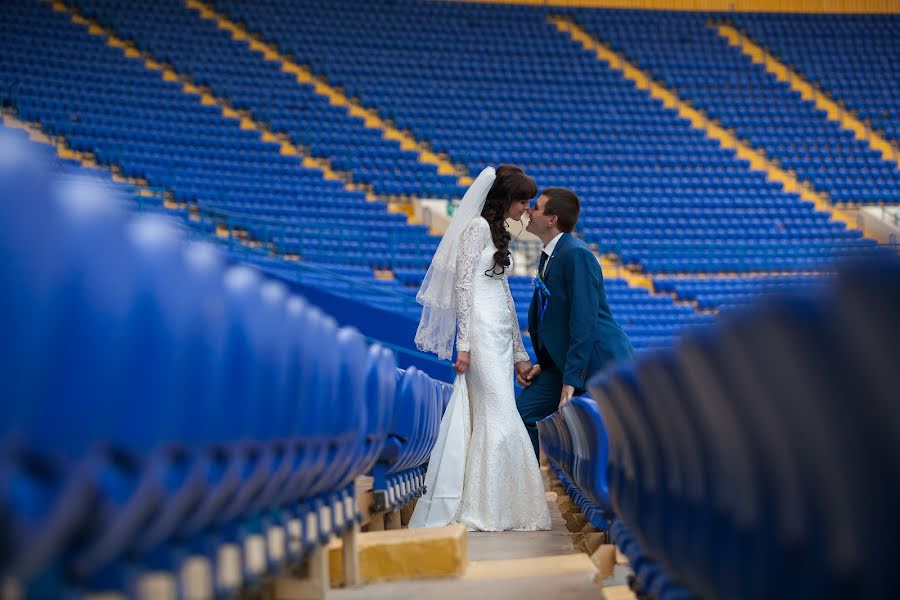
[0,129,448,597]
[572,10,900,204]
[587,257,900,598]
[538,397,614,532]
[609,519,693,599]
[654,274,829,311]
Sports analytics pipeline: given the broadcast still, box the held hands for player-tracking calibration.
[453,350,471,374]
[558,384,575,409]
[516,361,541,387]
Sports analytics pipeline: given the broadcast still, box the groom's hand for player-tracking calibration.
[558,385,575,409]
[453,351,470,374]
[517,363,541,387]
[515,360,535,387]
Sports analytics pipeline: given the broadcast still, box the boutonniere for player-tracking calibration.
[532,272,551,320]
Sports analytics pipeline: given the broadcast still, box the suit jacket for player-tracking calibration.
[528,233,633,390]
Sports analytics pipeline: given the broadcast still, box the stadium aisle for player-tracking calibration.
[330,467,633,600]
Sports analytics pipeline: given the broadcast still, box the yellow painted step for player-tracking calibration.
[327,524,467,586]
[430,0,899,11]
[603,584,639,600]
[599,255,654,294]
[388,202,417,223]
[463,553,596,582]
[597,253,716,313]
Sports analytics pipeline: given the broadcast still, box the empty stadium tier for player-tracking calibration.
[587,255,900,599]
[0,129,450,598]
[2,0,898,597]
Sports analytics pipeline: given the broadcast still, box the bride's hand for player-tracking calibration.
[453,351,471,374]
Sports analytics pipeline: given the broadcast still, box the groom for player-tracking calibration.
[516,187,633,459]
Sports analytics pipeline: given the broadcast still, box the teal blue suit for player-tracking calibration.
[516,232,633,457]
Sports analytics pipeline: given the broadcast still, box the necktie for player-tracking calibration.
[535,251,550,352]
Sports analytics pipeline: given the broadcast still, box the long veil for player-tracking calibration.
[414,167,496,361]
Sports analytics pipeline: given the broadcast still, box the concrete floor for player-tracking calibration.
[329,471,633,600]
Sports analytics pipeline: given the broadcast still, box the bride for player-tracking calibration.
[410,165,551,532]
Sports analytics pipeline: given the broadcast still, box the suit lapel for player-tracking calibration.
[542,232,569,280]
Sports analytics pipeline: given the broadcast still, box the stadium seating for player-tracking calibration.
[3,0,890,328]
[610,518,695,600]
[539,396,615,532]
[729,13,900,145]
[212,0,886,273]
[0,129,445,597]
[0,0,441,275]
[369,368,449,512]
[587,256,900,599]
[0,120,711,360]
[572,10,900,205]
[2,1,899,596]
[653,273,830,311]
[69,0,465,200]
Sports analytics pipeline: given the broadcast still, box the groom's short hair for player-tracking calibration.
[541,187,580,232]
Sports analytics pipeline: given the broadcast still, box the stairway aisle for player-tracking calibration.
[330,468,632,600]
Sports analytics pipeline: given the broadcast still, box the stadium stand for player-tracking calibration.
[0,0,717,352]
[2,0,898,597]
[571,11,900,206]
[0,128,448,597]
[0,0,442,274]
[211,0,886,273]
[69,0,466,200]
[729,13,900,145]
[583,255,900,598]
[653,273,830,311]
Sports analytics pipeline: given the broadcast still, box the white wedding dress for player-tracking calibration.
[409,217,551,531]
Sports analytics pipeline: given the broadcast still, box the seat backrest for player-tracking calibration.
[179,241,227,448]
[115,214,193,454]
[0,130,63,435]
[369,346,397,433]
[37,176,137,457]
[571,396,612,511]
[389,367,422,473]
[406,369,431,470]
[420,375,441,468]
[255,280,293,442]
[334,326,369,482]
[218,265,267,443]
[361,344,397,472]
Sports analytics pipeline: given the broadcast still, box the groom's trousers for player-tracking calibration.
[517,364,570,460]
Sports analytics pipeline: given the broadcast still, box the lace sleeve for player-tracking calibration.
[454,218,487,352]
[503,275,530,364]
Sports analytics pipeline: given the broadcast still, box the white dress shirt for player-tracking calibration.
[540,232,564,276]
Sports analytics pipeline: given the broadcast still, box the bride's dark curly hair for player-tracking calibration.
[482,164,538,277]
